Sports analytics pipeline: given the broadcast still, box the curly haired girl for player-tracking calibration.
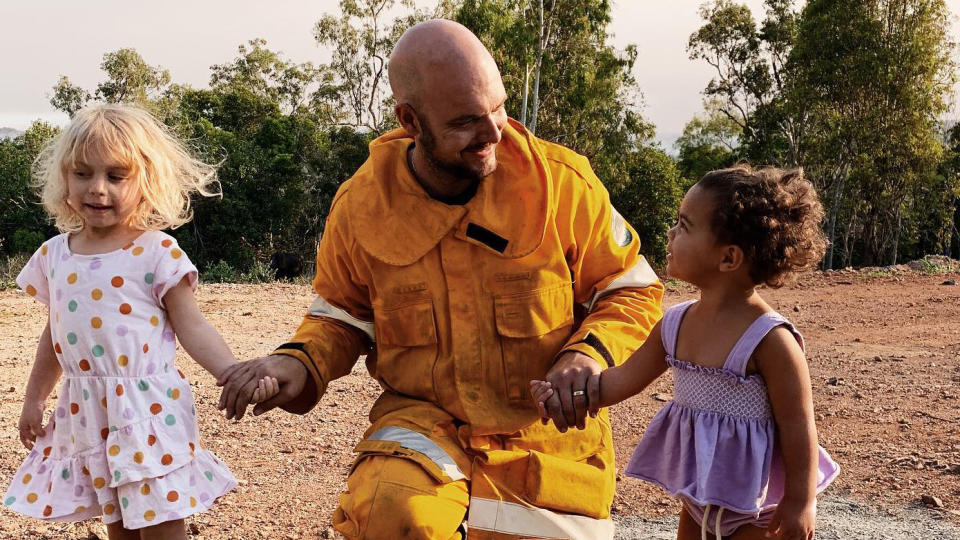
[533,165,839,540]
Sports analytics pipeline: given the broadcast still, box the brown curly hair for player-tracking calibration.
[696,164,828,288]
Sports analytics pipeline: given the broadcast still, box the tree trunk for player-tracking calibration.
[520,63,530,127]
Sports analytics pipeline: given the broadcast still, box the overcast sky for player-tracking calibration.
[2,0,958,148]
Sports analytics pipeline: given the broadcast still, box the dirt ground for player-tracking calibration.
[1,270,959,539]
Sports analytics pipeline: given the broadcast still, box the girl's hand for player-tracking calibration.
[766,498,815,539]
[251,377,279,404]
[529,380,554,421]
[18,400,46,450]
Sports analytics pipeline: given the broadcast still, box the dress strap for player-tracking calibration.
[661,300,697,358]
[722,312,805,376]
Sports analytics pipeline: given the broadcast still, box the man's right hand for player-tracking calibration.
[216,355,308,420]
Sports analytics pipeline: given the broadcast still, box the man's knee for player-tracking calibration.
[334,455,468,540]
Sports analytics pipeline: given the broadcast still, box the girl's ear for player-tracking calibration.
[718,244,744,273]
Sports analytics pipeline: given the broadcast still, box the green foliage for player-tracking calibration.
[0,122,59,255]
[11,229,44,254]
[0,253,29,290]
[201,260,238,283]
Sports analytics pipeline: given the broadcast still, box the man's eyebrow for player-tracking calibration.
[449,98,507,124]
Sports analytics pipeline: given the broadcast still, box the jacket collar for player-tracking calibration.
[347,119,553,266]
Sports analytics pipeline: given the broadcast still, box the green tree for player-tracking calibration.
[0,122,59,254]
[675,99,742,182]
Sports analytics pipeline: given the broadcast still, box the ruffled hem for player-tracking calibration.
[666,355,762,384]
[3,449,235,527]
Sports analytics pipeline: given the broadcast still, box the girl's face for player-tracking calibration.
[666,185,724,285]
[65,150,141,235]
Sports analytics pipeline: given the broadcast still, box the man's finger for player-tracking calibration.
[222,368,260,418]
[586,374,601,417]
[218,362,257,410]
[216,363,244,386]
[543,392,568,432]
[231,378,261,421]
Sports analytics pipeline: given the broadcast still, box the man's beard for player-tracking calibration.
[420,119,495,183]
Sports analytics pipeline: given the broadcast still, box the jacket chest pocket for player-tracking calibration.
[373,300,439,401]
[493,282,574,404]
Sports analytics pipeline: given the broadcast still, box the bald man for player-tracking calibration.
[217,20,663,540]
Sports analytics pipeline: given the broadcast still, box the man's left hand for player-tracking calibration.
[541,351,602,432]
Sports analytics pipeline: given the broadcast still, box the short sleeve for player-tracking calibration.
[16,243,51,305]
[151,235,198,304]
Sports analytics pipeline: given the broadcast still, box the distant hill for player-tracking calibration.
[0,127,23,140]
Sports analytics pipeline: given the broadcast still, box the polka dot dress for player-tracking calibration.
[4,231,236,529]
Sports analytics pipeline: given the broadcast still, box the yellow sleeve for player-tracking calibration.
[273,191,373,413]
[557,160,664,368]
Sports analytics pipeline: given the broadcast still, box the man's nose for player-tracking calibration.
[478,112,503,145]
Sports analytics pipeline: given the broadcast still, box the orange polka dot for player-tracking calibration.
[189,442,195,452]
[133,452,144,464]
[103,503,115,515]
[160,454,173,466]
[161,239,173,248]
[22,473,32,484]
[144,509,156,521]
[108,445,120,456]
[122,242,134,250]
[116,384,124,396]
[25,284,37,296]
[81,466,89,476]
[42,505,52,517]
[147,435,157,446]
[140,484,150,496]
[170,388,181,400]
[119,303,132,315]
[150,403,162,415]
[70,403,79,414]
[118,355,129,367]
[171,249,182,259]
[178,369,186,379]
[41,245,48,255]
[42,446,51,457]
[67,273,78,284]
[149,316,159,326]
[166,490,179,502]
[132,246,144,256]
[100,397,107,408]
[26,493,38,503]
[91,288,103,300]
[78,359,91,371]
[93,477,106,489]
[190,496,197,507]
[91,317,102,329]
[54,343,62,354]
[100,428,109,440]
[111,276,124,288]
[142,343,149,353]
[74,505,85,513]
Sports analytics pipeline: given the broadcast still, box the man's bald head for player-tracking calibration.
[389,19,502,109]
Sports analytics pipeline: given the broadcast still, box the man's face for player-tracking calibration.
[414,69,508,183]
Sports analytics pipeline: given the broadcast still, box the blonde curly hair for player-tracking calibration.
[33,103,220,232]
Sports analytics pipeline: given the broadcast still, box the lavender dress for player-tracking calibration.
[625,300,839,516]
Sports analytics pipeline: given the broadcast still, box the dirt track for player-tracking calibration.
[1,271,958,539]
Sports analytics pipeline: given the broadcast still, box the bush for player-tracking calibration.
[0,253,30,290]
[238,259,274,283]
[202,260,238,283]
[11,229,45,254]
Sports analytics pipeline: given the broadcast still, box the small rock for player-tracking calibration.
[652,392,671,402]
[793,304,800,312]
[827,377,840,386]
[7,386,15,393]
[188,522,201,535]
[921,494,944,508]
[242,311,253,316]
[322,527,336,538]
[942,280,956,286]
[873,355,882,362]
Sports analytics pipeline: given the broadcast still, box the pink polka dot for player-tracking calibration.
[122,408,135,420]
[189,475,196,486]
[116,326,128,337]
[90,260,102,270]
[79,417,87,428]
[59,446,67,455]
[37,464,47,474]
[74,485,84,497]
[56,290,63,301]
[200,492,210,502]
[122,425,133,436]
[61,253,69,261]
[56,407,66,418]
[146,363,156,375]
[162,331,175,342]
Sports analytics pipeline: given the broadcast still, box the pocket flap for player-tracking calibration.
[375,301,438,347]
[494,283,574,338]
[525,450,612,519]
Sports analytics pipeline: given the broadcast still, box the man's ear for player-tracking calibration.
[395,103,421,138]
[718,244,745,273]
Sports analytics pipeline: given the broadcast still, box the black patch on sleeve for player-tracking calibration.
[583,333,616,368]
[276,342,314,364]
[466,223,508,253]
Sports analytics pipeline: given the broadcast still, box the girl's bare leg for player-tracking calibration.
[105,521,140,540]
[139,518,187,540]
[677,507,706,540]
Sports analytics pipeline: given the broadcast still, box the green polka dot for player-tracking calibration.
[109,425,118,432]
[164,414,176,426]
[166,388,173,398]
[82,389,89,400]
[204,471,213,481]
[113,470,121,482]
[92,345,104,357]
[121,497,129,509]
[138,380,149,391]
[50,269,55,278]
[61,469,69,480]
[4,496,14,506]
[67,332,78,345]
[68,300,78,312]
[144,273,154,284]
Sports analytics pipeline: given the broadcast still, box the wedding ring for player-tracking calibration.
[572,390,586,397]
